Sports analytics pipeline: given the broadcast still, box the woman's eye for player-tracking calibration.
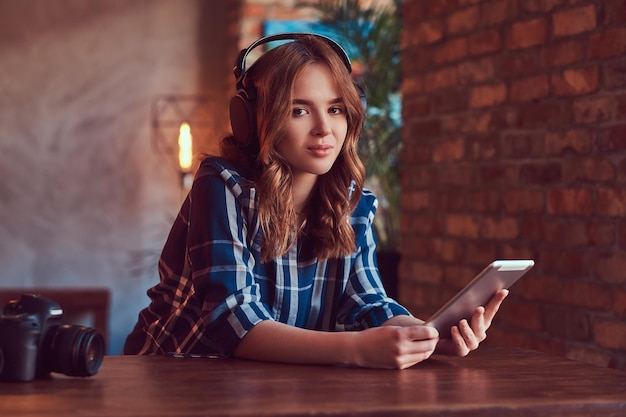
[292,108,308,117]
[329,106,345,115]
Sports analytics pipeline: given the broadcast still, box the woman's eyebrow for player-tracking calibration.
[292,98,344,105]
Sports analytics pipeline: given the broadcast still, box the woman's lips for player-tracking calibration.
[307,145,334,157]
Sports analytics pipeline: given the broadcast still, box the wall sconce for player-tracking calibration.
[151,95,214,189]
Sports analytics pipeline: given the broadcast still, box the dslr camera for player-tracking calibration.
[0,294,105,382]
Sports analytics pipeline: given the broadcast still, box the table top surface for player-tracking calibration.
[1,348,625,417]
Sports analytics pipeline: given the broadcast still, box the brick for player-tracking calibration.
[445,213,480,238]
[400,139,432,165]
[541,39,585,68]
[545,129,592,156]
[402,96,430,119]
[440,114,464,134]
[603,0,626,25]
[518,101,571,129]
[403,261,444,285]
[515,273,562,303]
[403,235,438,258]
[468,30,502,55]
[434,189,469,211]
[409,119,442,139]
[510,75,550,102]
[584,220,616,247]
[519,163,562,185]
[619,158,626,184]
[597,188,626,217]
[551,66,599,97]
[552,5,597,37]
[457,57,496,84]
[402,74,425,96]
[403,47,432,73]
[521,218,565,245]
[525,335,567,358]
[572,96,611,124]
[589,28,626,59]
[466,132,499,160]
[480,216,519,239]
[481,0,517,26]
[615,288,626,318]
[500,244,535,262]
[541,248,589,276]
[544,305,591,341]
[404,213,442,235]
[433,137,465,162]
[598,124,626,151]
[463,241,497,266]
[447,6,479,35]
[501,132,544,158]
[563,157,615,183]
[502,189,545,214]
[546,188,593,216]
[591,251,626,284]
[430,89,468,113]
[444,264,482,289]
[520,217,610,248]
[500,298,543,331]
[433,37,468,65]
[437,164,477,186]
[496,49,540,77]
[603,57,626,89]
[489,107,518,130]
[425,0,460,17]
[403,0,427,23]
[479,163,517,185]
[560,280,613,310]
[424,66,458,92]
[401,191,430,211]
[469,83,507,108]
[617,94,626,119]
[467,189,501,212]
[594,318,626,350]
[566,346,613,368]
[408,19,444,46]
[521,0,566,13]
[506,18,548,49]
[471,111,496,132]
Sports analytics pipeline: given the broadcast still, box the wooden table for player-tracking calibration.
[1,348,625,416]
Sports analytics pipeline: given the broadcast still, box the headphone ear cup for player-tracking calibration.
[229,88,256,146]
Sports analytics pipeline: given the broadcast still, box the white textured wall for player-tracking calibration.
[0,0,232,354]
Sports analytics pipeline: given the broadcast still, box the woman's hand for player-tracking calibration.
[435,289,509,357]
[348,323,439,369]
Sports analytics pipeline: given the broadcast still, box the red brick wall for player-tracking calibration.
[399,0,626,369]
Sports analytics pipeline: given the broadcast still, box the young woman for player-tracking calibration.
[124,34,508,369]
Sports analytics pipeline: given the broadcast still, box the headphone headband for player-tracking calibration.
[232,32,353,90]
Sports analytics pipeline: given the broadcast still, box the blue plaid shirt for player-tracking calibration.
[124,157,410,356]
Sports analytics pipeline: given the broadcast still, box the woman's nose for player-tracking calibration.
[312,114,332,137]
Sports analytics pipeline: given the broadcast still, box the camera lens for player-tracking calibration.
[43,324,105,377]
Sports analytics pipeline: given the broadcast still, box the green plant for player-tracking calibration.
[310,0,402,250]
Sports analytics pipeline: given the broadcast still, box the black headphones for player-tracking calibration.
[228,32,359,147]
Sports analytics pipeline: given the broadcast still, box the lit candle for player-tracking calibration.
[178,122,193,172]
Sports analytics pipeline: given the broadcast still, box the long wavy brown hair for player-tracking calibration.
[221,35,366,262]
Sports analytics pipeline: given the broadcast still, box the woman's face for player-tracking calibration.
[276,63,348,182]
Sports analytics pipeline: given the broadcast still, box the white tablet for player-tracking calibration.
[425,260,534,338]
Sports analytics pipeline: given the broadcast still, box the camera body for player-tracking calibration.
[0,294,105,382]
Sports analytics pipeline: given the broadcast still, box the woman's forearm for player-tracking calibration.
[233,318,440,369]
[233,320,356,365]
